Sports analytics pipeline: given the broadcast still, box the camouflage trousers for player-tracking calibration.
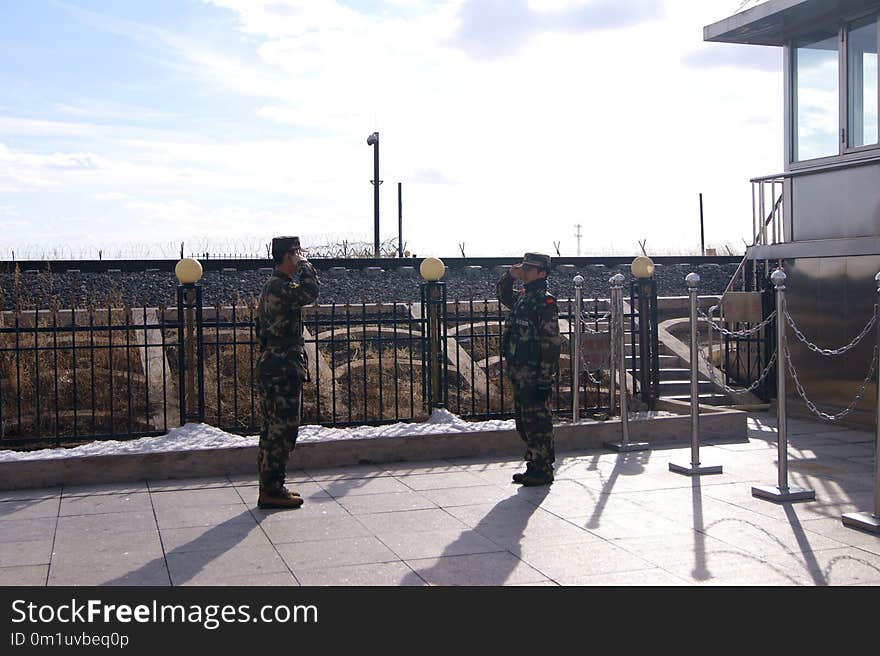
[512,385,555,476]
[257,378,302,492]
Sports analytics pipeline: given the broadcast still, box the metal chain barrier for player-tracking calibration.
[783,299,878,357]
[697,337,778,396]
[698,307,777,338]
[784,341,878,423]
[578,307,611,388]
[580,310,610,327]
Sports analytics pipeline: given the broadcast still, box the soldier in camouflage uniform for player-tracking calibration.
[255,236,319,509]
[498,252,562,486]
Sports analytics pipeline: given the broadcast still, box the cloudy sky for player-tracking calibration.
[0,0,782,260]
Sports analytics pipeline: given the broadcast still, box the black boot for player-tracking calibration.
[519,468,554,487]
[512,462,538,484]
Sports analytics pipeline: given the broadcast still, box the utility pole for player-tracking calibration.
[699,193,705,256]
[575,224,583,256]
[398,182,403,258]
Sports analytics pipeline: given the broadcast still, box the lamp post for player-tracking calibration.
[367,132,381,257]
[631,255,658,410]
[175,258,204,424]
[420,257,447,410]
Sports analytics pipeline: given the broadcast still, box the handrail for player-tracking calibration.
[725,189,783,294]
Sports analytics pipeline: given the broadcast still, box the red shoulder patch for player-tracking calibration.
[545,297,555,305]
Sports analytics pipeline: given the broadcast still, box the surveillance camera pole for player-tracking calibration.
[368,132,381,257]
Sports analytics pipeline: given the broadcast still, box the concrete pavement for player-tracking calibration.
[1,411,878,586]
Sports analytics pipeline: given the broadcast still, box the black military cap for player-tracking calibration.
[518,252,551,272]
[271,236,301,260]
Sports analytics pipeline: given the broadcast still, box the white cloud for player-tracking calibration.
[1,0,786,257]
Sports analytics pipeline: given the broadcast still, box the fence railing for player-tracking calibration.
[0,286,617,447]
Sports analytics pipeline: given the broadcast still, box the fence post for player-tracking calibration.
[175,259,205,425]
[572,275,584,423]
[752,268,815,502]
[670,272,722,476]
[841,271,880,533]
[605,273,648,452]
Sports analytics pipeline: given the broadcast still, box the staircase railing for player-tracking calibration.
[703,174,787,402]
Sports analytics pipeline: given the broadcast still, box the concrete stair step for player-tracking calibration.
[658,368,712,382]
[625,355,680,368]
[663,393,730,406]
[657,380,716,396]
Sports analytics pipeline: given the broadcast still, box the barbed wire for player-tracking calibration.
[784,342,878,422]
[783,299,878,357]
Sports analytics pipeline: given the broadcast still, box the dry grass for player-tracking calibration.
[0,308,158,443]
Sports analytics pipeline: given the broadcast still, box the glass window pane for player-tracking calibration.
[848,17,878,148]
[794,33,840,161]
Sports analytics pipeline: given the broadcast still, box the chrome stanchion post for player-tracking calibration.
[841,271,880,533]
[605,273,648,452]
[752,268,815,502]
[572,275,584,423]
[670,273,722,476]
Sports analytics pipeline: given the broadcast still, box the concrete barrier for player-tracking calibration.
[0,406,746,490]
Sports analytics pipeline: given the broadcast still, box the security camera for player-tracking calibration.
[366,132,379,146]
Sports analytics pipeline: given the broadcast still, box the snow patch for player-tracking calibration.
[0,409,516,462]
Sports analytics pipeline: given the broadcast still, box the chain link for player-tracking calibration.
[573,310,611,387]
[697,340,778,396]
[698,308,777,338]
[579,311,610,327]
[783,299,878,357]
[784,341,878,422]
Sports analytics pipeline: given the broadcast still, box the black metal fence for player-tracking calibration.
[0,304,182,447]
[1,283,619,448]
[722,267,775,401]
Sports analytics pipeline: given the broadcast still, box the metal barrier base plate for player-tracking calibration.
[604,441,650,452]
[751,485,815,502]
[841,512,880,534]
[668,463,723,476]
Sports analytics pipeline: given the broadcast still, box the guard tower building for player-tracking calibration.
[705,0,880,426]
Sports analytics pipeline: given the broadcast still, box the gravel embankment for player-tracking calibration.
[1,262,739,309]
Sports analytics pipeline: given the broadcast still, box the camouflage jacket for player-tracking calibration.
[497,273,562,387]
[255,263,319,385]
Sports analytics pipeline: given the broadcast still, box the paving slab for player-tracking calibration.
[160,522,272,553]
[378,527,504,560]
[165,544,290,585]
[335,491,438,515]
[0,538,54,567]
[0,517,57,543]
[316,477,411,497]
[513,540,657,583]
[0,410,876,587]
[295,561,427,586]
[258,514,373,544]
[59,492,152,517]
[0,488,61,502]
[0,498,60,521]
[0,565,48,585]
[405,552,550,586]
[277,536,399,572]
